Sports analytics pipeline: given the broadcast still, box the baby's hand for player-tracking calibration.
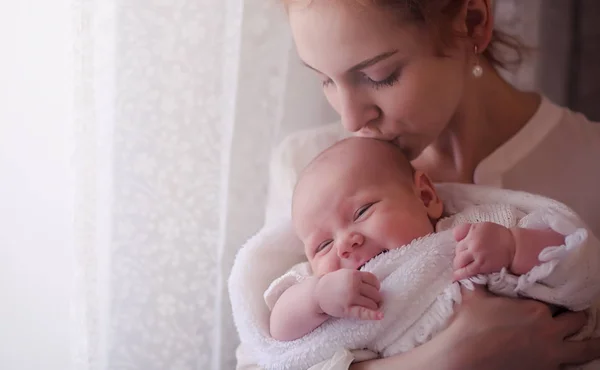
[453,222,516,281]
[314,269,383,321]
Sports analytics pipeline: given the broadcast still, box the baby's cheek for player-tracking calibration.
[380,214,432,246]
[313,256,340,276]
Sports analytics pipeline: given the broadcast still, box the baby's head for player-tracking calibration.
[292,137,444,276]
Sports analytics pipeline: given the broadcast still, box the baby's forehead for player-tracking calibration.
[293,139,413,215]
[303,138,413,182]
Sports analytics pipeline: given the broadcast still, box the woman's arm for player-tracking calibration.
[351,288,600,370]
[349,328,455,370]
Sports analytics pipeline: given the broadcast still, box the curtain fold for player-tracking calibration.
[71,0,116,369]
[70,0,309,369]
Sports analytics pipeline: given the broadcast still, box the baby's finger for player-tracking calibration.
[348,306,384,321]
[453,224,472,242]
[359,271,381,290]
[453,261,481,281]
[453,250,474,270]
[352,296,379,311]
[360,283,382,304]
[455,240,470,254]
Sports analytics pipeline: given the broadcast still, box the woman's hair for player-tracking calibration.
[283,0,523,69]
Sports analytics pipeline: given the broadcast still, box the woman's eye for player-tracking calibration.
[363,70,399,89]
[316,240,332,253]
[321,78,333,88]
[354,203,374,221]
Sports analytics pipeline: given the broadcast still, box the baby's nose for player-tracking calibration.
[337,232,365,257]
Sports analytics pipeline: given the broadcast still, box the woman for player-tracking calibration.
[237,0,600,368]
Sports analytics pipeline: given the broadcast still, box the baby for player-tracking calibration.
[263,137,600,356]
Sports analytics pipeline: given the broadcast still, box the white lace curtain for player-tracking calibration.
[72,0,335,369]
[1,1,334,369]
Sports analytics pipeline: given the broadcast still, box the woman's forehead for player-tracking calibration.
[288,1,423,74]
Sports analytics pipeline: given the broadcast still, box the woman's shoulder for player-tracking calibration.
[552,99,600,140]
[545,99,600,164]
[476,97,600,233]
[475,97,599,184]
[529,96,600,146]
[511,100,600,233]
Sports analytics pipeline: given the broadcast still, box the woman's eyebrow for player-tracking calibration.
[346,50,398,72]
[301,49,399,74]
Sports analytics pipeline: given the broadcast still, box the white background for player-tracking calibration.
[0,1,73,369]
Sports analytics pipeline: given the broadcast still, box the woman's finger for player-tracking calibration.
[554,311,587,339]
[458,284,490,301]
[359,271,380,290]
[359,283,382,304]
[558,338,600,365]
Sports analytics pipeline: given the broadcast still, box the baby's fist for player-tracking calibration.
[315,269,383,320]
[453,222,516,281]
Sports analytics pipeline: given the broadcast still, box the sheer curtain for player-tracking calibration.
[72,0,329,369]
[1,1,334,370]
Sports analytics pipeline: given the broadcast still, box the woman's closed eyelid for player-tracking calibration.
[362,69,400,88]
[322,72,400,90]
[362,65,398,80]
[319,64,401,88]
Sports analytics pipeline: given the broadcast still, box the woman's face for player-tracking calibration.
[288,1,474,160]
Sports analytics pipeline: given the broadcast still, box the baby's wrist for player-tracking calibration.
[508,227,542,275]
[310,276,326,315]
[507,227,565,275]
[506,227,520,272]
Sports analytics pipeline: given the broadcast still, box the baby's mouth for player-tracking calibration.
[358,249,389,270]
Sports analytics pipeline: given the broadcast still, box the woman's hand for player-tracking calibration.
[445,287,600,369]
[351,287,600,370]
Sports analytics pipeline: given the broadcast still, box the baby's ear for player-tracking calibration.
[413,171,444,219]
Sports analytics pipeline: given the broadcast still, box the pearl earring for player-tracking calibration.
[472,45,483,78]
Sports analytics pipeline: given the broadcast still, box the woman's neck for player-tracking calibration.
[414,63,541,184]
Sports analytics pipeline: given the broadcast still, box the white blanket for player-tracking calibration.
[228,184,600,370]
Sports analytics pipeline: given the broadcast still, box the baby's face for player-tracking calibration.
[292,139,440,276]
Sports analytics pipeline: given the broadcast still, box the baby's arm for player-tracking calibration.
[453,222,564,280]
[507,227,565,275]
[269,276,328,341]
[270,270,383,341]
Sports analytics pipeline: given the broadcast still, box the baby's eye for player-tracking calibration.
[354,203,374,221]
[316,240,333,253]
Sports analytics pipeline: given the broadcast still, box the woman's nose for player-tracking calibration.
[336,88,380,134]
[337,232,365,258]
